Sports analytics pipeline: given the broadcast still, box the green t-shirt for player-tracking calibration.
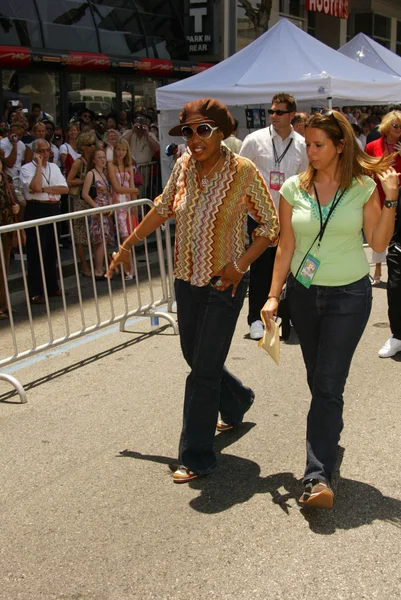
[281,174,376,286]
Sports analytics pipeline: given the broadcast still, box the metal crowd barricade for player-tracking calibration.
[0,199,177,404]
[137,160,162,201]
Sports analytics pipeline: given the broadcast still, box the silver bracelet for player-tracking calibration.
[133,228,144,242]
[233,259,247,275]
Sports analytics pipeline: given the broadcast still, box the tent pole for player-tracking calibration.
[327,96,333,109]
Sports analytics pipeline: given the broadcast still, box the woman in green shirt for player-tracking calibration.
[262,110,399,510]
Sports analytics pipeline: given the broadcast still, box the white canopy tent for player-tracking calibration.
[339,33,401,77]
[156,19,401,184]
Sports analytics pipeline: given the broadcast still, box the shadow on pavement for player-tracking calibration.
[0,326,173,403]
[120,438,401,532]
[301,446,401,534]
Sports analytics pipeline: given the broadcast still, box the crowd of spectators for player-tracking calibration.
[0,99,160,313]
[0,99,400,318]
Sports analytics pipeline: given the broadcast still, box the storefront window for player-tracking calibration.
[279,0,305,18]
[35,0,99,52]
[373,14,390,42]
[135,0,183,18]
[307,10,316,38]
[353,13,372,36]
[2,69,60,123]
[67,74,116,120]
[397,21,401,57]
[121,77,160,115]
[0,0,42,46]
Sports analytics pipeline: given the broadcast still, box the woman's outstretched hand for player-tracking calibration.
[105,248,131,278]
[377,166,400,200]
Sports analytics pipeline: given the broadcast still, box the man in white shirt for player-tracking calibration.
[0,123,26,182]
[123,115,160,196]
[20,139,68,304]
[123,115,160,165]
[240,93,308,340]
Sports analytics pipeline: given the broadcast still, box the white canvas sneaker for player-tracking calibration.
[250,320,264,340]
[378,336,401,358]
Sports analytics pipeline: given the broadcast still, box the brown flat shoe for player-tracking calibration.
[299,479,334,510]
[172,466,200,484]
[216,418,233,432]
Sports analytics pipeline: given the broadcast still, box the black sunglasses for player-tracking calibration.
[268,109,291,116]
[84,143,95,147]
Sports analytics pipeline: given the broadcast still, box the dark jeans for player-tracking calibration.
[175,274,254,474]
[247,216,277,325]
[287,273,372,483]
[387,246,401,339]
[25,202,61,297]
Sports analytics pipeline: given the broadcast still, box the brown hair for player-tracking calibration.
[65,123,80,139]
[299,110,394,192]
[292,112,308,126]
[87,148,106,173]
[271,93,297,112]
[9,122,25,133]
[378,110,401,137]
[112,138,132,168]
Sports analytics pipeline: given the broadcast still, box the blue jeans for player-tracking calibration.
[287,273,372,483]
[175,275,254,475]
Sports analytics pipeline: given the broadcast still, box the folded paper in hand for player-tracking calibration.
[258,315,281,365]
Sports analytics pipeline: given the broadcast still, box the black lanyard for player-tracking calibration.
[117,166,126,184]
[294,184,346,280]
[271,126,293,167]
[94,168,110,190]
[313,183,346,249]
[42,164,51,187]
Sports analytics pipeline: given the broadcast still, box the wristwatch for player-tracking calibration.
[384,199,398,209]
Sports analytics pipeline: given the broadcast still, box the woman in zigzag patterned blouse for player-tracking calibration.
[106,98,279,484]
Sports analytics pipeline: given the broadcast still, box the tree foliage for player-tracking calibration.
[237,0,273,35]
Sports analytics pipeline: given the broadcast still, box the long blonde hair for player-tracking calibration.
[300,110,394,192]
[112,138,132,168]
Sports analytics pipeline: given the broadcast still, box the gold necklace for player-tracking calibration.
[198,153,223,187]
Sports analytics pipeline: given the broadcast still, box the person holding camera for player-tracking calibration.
[0,123,26,181]
[122,115,159,165]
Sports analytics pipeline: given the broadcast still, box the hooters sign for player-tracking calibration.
[306,0,349,19]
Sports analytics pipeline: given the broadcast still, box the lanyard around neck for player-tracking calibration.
[94,168,110,189]
[270,126,293,167]
[313,183,346,248]
[41,164,51,187]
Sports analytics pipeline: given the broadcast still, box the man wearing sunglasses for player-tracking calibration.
[240,93,308,340]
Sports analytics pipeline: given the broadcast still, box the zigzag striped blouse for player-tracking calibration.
[154,146,279,287]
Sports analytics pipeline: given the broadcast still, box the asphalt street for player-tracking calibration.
[0,266,400,600]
